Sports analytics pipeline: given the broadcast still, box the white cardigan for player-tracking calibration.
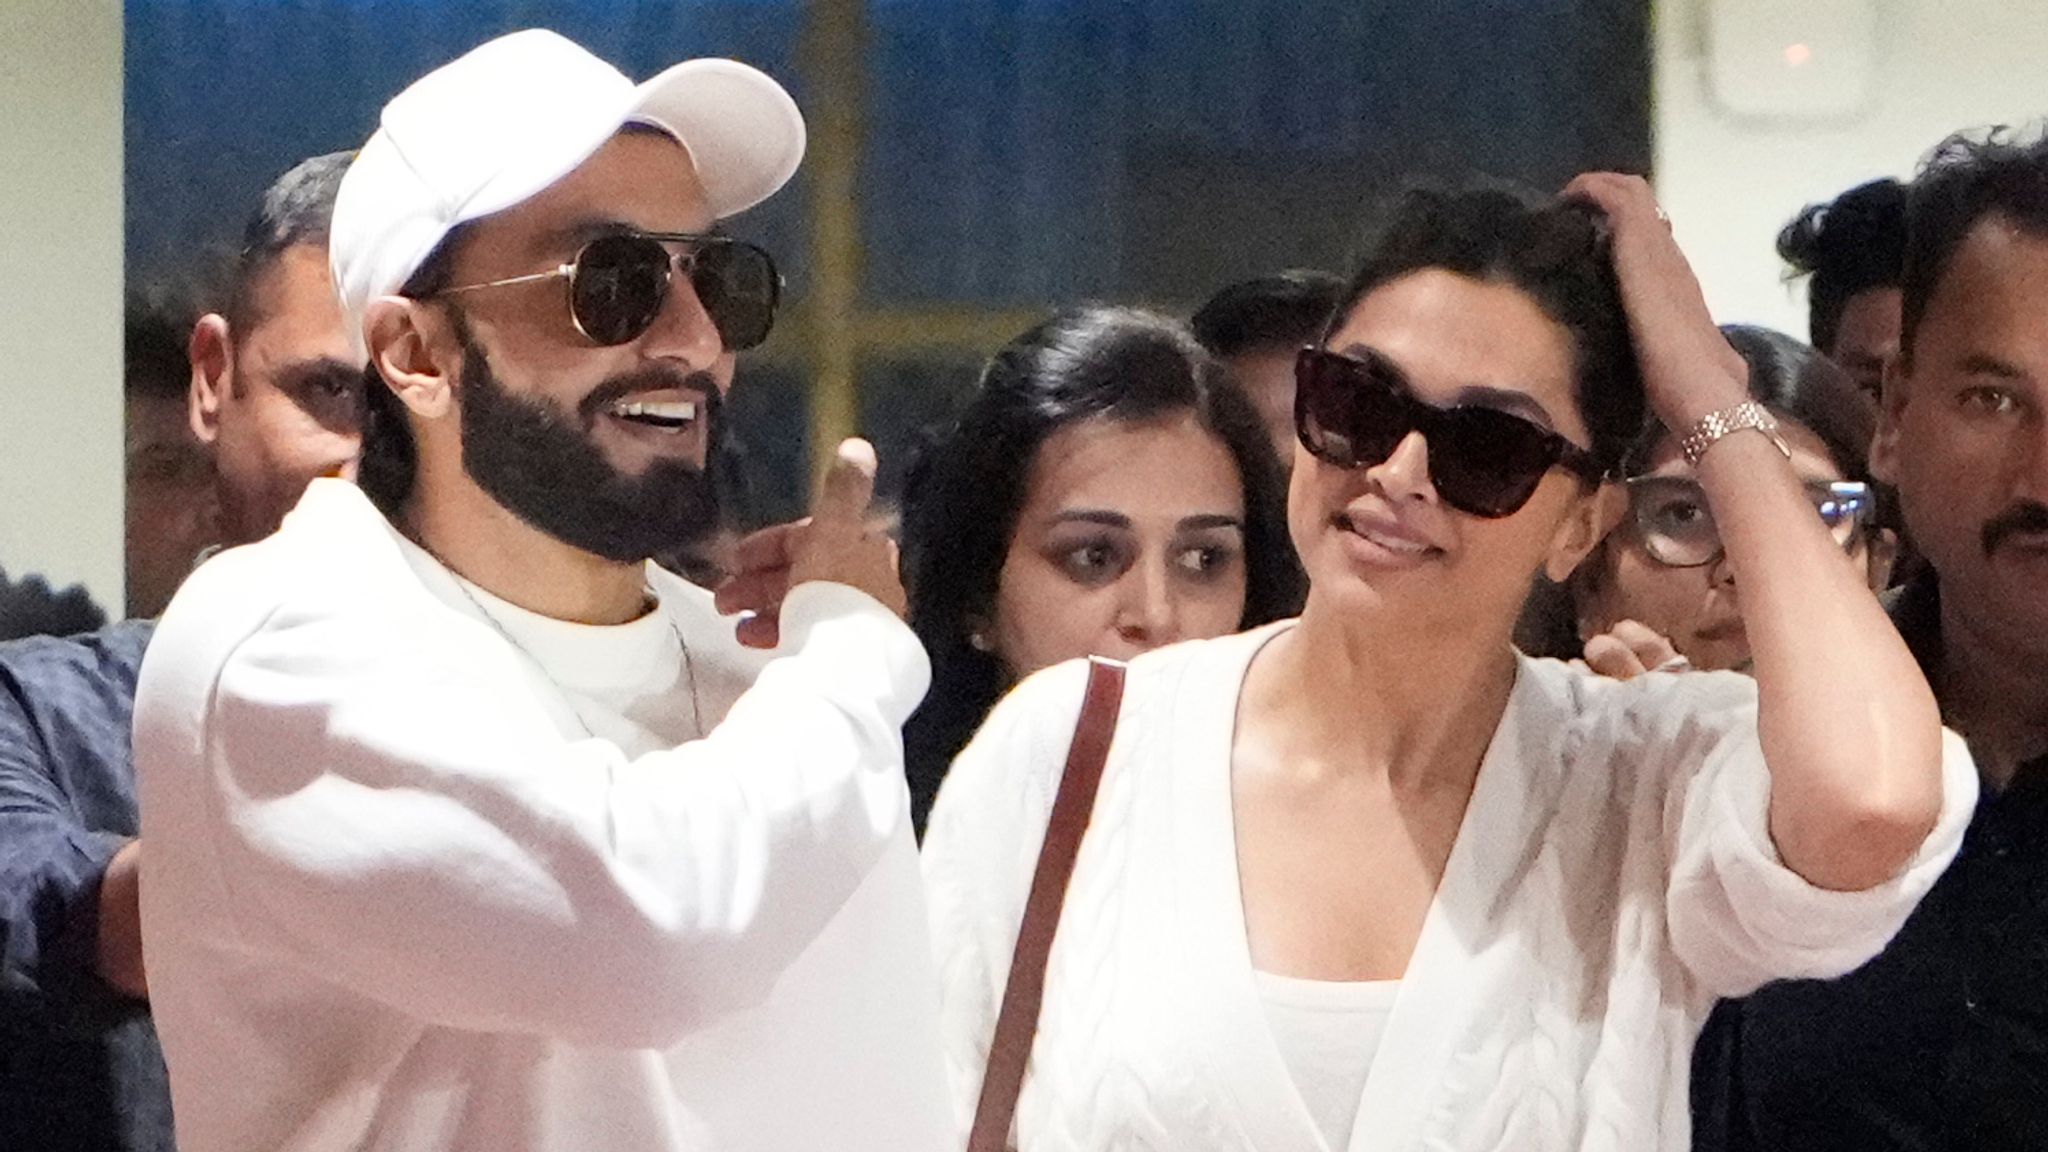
[923,623,1977,1152]
[135,480,953,1152]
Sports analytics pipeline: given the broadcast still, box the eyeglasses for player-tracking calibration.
[1624,475,1873,568]
[1293,347,1606,519]
[438,231,781,351]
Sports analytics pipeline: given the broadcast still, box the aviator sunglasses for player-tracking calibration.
[1294,347,1607,518]
[438,231,782,350]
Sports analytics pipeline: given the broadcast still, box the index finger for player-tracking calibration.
[812,438,878,527]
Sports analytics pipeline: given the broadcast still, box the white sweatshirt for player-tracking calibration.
[135,479,953,1152]
[924,624,1977,1152]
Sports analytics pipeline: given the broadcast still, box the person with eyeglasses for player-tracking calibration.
[1568,325,1897,677]
[132,30,949,1152]
[921,179,1974,1152]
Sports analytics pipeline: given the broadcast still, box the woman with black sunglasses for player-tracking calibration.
[1566,325,1898,677]
[920,175,1975,1152]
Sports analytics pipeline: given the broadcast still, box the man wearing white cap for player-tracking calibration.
[134,30,951,1152]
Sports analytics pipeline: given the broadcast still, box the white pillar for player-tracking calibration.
[0,0,125,614]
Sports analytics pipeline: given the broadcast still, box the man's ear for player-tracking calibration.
[188,313,234,446]
[1869,358,1911,487]
[364,297,456,420]
[1545,480,1626,584]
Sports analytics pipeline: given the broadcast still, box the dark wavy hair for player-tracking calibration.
[1191,268,1346,359]
[1776,178,1907,357]
[1899,126,2048,367]
[125,290,196,402]
[1325,185,1646,477]
[899,306,1304,830]
[0,566,108,641]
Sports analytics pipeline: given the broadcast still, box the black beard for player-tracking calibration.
[454,330,721,564]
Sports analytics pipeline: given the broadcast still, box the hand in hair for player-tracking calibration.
[1563,173,1750,429]
[1563,173,1951,895]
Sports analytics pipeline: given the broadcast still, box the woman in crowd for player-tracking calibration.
[921,178,1975,1151]
[1569,324,1895,677]
[899,306,1302,830]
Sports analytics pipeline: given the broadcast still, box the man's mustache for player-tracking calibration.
[577,367,721,424]
[1982,500,2048,555]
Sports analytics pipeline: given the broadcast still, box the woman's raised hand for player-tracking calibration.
[1564,173,1749,431]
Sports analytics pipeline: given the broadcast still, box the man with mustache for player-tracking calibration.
[1693,128,2048,1150]
[133,30,948,1152]
[1,150,357,1152]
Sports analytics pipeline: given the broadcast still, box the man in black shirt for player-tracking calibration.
[1694,126,2048,1151]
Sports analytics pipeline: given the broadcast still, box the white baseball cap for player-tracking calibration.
[330,28,805,359]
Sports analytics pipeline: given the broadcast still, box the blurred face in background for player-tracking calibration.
[124,388,218,617]
[189,242,362,547]
[1830,286,1903,402]
[988,411,1250,677]
[1577,417,1884,673]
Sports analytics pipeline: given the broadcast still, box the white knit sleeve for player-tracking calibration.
[920,659,1093,1138]
[192,580,927,1048]
[1652,673,1979,999]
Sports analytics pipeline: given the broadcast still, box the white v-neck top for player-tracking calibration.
[1255,973,1400,1152]
[922,622,1977,1152]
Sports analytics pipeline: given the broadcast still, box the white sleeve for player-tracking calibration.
[202,580,926,1049]
[1655,674,1979,999]
[919,659,1092,1134]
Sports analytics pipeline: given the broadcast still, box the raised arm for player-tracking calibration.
[160,579,924,1050]
[1568,173,1947,893]
[141,447,928,1049]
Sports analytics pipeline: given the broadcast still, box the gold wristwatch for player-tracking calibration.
[1679,401,1792,466]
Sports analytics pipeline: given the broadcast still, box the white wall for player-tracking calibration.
[1654,0,2048,337]
[0,0,125,612]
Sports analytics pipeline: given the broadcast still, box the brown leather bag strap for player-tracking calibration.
[966,656,1127,1152]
